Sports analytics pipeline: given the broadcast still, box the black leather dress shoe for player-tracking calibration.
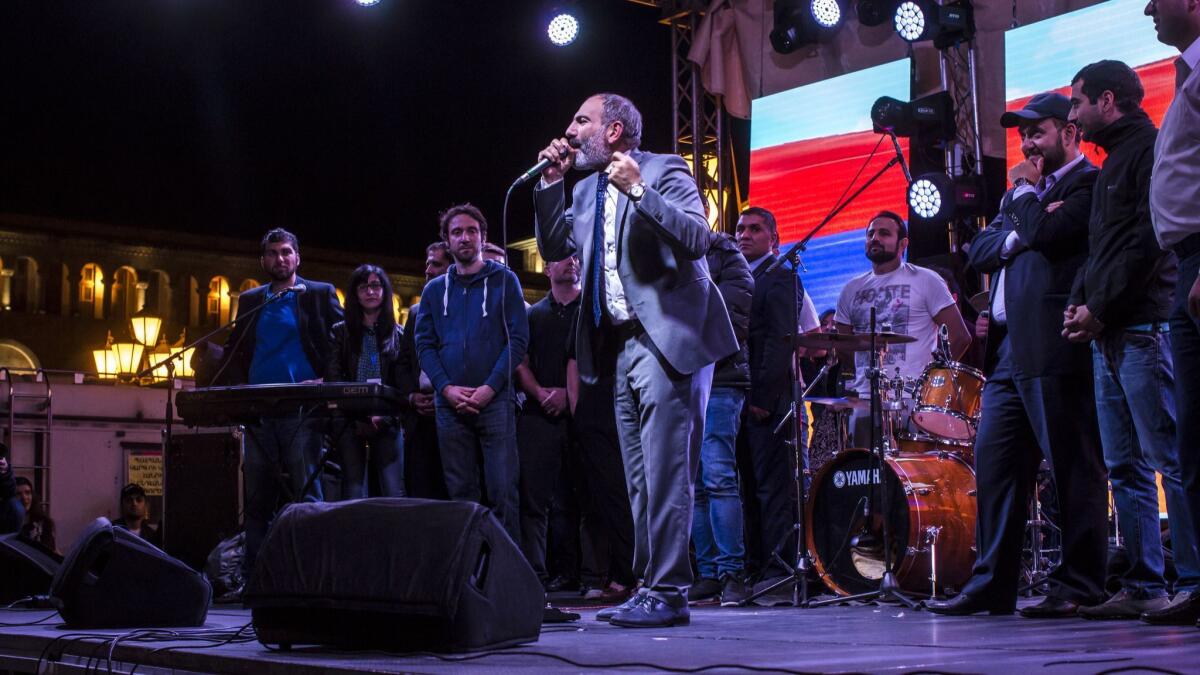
[1018,596,1080,618]
[610,595,691,628]
[925,594,1013,616]
[596,593,645,622]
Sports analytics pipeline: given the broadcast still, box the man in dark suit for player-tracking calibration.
[928,93,1107,617]
[735,206,806,601]
[534,92,738,627]
[215,227,343,580]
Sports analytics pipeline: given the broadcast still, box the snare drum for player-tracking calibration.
[912,361,985,441]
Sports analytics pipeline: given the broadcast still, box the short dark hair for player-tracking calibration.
[426,241,450,259]
[869,210,908,240]
[594,92,643,150]
[481,242,507,258]
[1072,60,1144,114]
[739,206,779,244]
[438,203,488,243]
[260,228,299,256]
[121,483,147,500]
[15,476,31,489]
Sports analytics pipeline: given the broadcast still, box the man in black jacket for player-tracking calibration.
[691,230,753,607]
[397,241,451,499]
[1062,60,1195,621]
[737,206,807,601]
[216,228,343,579]
[930,93,1107,617]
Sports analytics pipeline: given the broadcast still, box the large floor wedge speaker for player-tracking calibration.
[0,533,62,604]
[245,498,543,652]
[49,518,212,628]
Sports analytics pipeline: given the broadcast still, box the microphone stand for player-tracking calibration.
[132,285,303,544]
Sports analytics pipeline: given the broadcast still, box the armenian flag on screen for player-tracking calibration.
[748,60,911,314]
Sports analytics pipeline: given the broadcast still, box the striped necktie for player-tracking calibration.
[591,173,609,327]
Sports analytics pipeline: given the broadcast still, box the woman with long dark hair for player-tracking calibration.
[327,264,406,498]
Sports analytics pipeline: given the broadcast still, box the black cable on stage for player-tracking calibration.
[1095,667,1184,675]
[284,644,821,674]
[0,610,60,626]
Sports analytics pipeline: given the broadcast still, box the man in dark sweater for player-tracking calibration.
[1064,60,1194,620]
[691,230,753,607]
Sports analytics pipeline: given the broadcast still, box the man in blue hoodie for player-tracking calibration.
[415,203,529,541]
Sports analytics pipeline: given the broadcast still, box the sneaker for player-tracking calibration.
[720,574,749,607]
[751,575,796,607]
[585,581,634,604]
[689,577,722,604]
[1142,590,1200,625]
[1078,590,1170,620]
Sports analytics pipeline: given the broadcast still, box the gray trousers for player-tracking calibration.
[613,331,712,607]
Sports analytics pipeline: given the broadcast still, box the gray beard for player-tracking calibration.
[575,133,612,171]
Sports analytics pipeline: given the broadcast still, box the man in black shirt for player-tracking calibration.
[516,256,582,587]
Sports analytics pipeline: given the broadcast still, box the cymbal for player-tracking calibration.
[969,290,990,313]
[794,331,917,352]
[805,396,870,412]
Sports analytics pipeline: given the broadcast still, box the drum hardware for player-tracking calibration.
[925,525,943,598]
[1019,464,1062,596]
[810,308,920,609]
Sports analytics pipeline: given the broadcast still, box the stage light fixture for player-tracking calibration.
[856,0,898,27]
[770,0,845,54]
[870,91,954,140]
[547,12,580,46]
[894,0,974,48]
[355,0,382,6]
[907,171,982,224]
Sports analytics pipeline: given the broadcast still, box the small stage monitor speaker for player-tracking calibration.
[245,498,543,652]
[0,533,62,604]
[50,518,212,628]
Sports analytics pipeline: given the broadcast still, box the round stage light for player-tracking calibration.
[810,0,842,29]
[355,0,382,6]
[894,1,926,42]
[547,13,580,46]
[908,178,943,219]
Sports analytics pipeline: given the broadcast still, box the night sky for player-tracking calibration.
[1,0,673,259]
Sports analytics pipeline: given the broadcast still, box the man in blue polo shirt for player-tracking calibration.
[218,228,343,581]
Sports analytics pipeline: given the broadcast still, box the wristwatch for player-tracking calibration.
[628,182,647,201]
[1012,177,1032,188]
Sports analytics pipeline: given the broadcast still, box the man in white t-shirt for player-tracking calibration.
[835,211,971,445]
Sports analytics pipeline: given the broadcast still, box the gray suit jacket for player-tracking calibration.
[533,149,737,382]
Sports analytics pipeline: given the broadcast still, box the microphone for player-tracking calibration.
[270,284,306,299]
[884,129,914,184]
[511,139,582,187]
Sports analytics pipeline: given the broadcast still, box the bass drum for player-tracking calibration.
[806,449,976,598]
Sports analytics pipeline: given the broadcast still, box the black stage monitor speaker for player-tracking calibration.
[245,498,543,652]
[165,430,242,571]
[49,518,211,628]
[0,533,62,604]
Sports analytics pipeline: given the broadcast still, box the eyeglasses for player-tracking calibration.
[358,283,385,293]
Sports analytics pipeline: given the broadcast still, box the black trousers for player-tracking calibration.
[745,399,806,578]
[403,414,447,500]
[963,337,1109,606]
[575,378,636,587]
[517,411,575,581]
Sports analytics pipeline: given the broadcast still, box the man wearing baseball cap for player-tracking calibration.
[1062,60,1193,621]
[929,92,1108,617]
[114,483,162,549]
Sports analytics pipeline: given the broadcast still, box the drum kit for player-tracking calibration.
[790,324,986,602]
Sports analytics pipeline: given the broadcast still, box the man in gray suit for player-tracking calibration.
[534,92,738,628]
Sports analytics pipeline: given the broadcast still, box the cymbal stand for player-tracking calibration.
[811,308,920,609]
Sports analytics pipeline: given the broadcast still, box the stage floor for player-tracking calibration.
[2,598,1198,674]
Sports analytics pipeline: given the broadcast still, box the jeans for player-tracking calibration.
[691,387,747,580]
[435,398,520,543]
[1092,329,1199,596]
[241,415,325,578]
[1170,248,1200,594]
[336,421,406,499]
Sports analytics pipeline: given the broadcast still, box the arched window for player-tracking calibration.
[239,279,259,293]
[80,263,106,319]
[207,277,231,326]
[110,266,139,320]
[0,339,41,373]
[335,288,346,308]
